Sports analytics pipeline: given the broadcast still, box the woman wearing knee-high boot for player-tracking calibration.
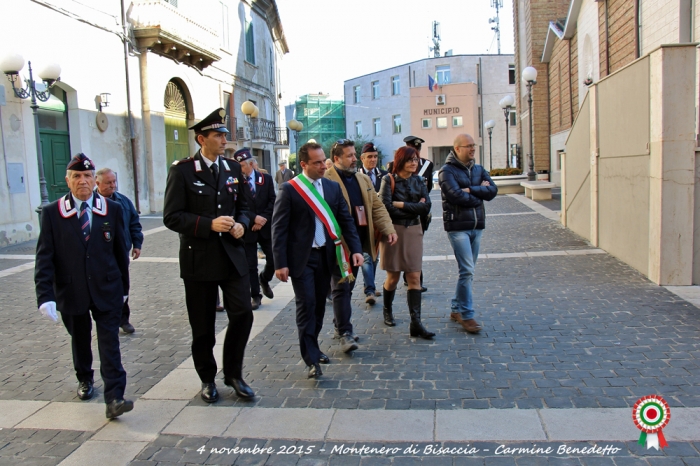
[378,147,434,339]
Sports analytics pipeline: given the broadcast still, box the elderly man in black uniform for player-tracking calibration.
[35,153,133,419]
[233,148,276,309]
[163,108,254,403]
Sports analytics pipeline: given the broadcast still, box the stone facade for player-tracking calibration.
[0,0,288,245]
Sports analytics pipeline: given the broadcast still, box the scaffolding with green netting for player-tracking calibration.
[295,94,346,148]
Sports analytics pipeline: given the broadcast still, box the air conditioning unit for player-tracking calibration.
[436,94,446,105]
[237,127,251,140]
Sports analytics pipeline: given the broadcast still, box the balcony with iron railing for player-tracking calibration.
[128,0,221,70]
[236,118,288,146]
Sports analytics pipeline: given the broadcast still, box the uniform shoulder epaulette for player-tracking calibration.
[172,157,193,166]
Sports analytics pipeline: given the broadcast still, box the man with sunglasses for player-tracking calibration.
[325,139,397,352]
[438,134,497,334]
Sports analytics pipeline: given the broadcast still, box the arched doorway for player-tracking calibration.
[164,80,190,169]
[38,86,71,201]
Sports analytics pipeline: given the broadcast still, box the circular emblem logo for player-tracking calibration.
[633,395,670,433]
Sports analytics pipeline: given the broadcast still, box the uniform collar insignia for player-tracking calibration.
[221,159,230,171]
[59,194,77,218]
[92,194,108,216]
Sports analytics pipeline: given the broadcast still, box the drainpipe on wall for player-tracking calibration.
[137,50,157,212]
[479,57,484,166]
[120,0,140,212]
[604,0,610,76]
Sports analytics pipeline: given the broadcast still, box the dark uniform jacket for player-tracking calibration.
[271,178,362,279]
[108,191,143,251]
[358,166,387,192]
[242,170,276,243]
[35,193,130,315]
[163,151,250,281]
[438,151,498,231]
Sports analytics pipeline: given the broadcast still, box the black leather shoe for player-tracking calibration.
[307,363,322,378]
[224,378,255,399]
[200,382,219,403]
[420,285,428,293]
[333,328,359,342]
[251,296,262,310]
[121,323,135,334]
[319,353,330,364]
[77,380,94,400]
[105,399,133,419]
[340,333,359,353]
[259,273,274,299]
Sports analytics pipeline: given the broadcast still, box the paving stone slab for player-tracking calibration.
[162,406,241,437]
[223,407,334,440]
[436,409,546,441]
[327,410,434,442]
[57,439,148,466]
[17,401,108,431]
[91,400,187,442]
[0,400,48,427]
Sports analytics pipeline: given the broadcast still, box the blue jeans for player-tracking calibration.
[447,229,483,320]
[361,252,379,295]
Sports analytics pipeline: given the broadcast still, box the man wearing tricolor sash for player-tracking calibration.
[271,142,363,378]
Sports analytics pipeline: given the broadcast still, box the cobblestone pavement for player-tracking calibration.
[1,194,699,465]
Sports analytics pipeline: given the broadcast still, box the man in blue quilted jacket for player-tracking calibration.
[438,134,498,334]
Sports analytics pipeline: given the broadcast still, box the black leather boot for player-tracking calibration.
[383,287,396,327]
[407,289,434,339]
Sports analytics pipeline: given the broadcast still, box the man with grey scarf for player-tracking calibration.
[325,139,397,354]
[438,134,498,334]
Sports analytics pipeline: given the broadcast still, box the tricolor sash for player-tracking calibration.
[289,173,355,283]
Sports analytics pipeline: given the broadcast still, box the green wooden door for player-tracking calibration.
[40,130,71,201]
[165,114,190,169]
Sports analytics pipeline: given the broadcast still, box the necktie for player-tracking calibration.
[80,201,90,243]
[211,162,219,183]
[370,170,376,185]
[248,175,255,194]
[313,180,325,247]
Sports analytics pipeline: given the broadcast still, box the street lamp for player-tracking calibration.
[287,119,303,172]
[1,54,61,210]
[499,94,514,169]
[522,66,537,181]
[240,100,258,150]
[484,120,495,171]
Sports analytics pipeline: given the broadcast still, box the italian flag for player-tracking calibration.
[289,173,355,283]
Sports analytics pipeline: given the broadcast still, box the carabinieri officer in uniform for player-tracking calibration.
[163,108,255,403]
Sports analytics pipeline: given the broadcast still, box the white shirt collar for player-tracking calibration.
[72,192,93,209]
[201,154,218,168]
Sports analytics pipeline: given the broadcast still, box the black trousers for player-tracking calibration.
[330,264,359,335]
[244,236,275,299]
[291,248,331,366]
[183,274,253,383]
[61,305,126,403]
[120,298,131,326]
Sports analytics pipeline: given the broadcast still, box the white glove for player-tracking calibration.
[123,295,128,303]
[39,301,58,322]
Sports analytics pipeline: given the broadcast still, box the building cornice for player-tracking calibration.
[541,0,583,63]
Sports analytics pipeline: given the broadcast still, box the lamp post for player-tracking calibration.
[522,66,537,181]
[240,100,258,150]
[484,120,495,171]
[287,119,303,172]
[499,95,514,169]
[1,54,61,211]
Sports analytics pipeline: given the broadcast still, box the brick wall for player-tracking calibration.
[599,0,637,77]
[548,34,579,136]
[514,0,570,173]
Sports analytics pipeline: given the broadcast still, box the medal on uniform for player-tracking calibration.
[102,223,113,242]
[226,176,235,185]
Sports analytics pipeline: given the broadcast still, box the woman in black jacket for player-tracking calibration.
[378,147,434,339]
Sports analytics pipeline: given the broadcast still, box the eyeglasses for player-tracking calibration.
[407,157,420,163]
[458,144,477,149]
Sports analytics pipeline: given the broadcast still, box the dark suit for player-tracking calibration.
[242,170,276,299]
[35,193,130,403]
[359,166,387,192]
[271,177,362,366]
[163,151,253,383]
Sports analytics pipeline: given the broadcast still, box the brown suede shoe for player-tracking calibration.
[450,312,463,322]
[462,319,482,334]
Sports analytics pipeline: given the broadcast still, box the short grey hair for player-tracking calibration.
[95,167,114,178]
